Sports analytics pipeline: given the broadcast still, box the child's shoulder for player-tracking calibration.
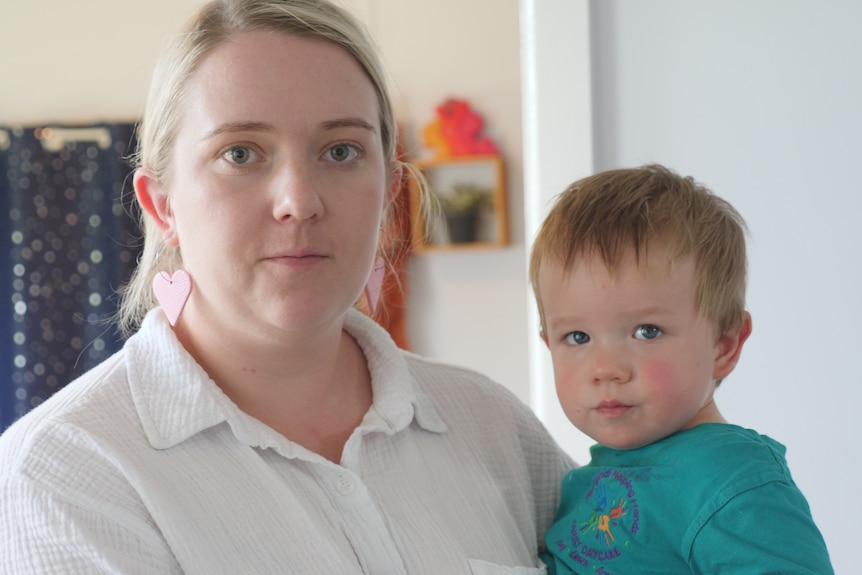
[584,423,790,482]
[668,423,788,468]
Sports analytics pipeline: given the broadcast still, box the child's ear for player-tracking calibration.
[713,311,753,380]
[134,168,178,247]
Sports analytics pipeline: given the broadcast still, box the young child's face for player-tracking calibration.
[538,245,736,450]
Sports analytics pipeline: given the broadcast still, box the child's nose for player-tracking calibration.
[589,344,631,384]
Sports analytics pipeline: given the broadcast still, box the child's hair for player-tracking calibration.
[529,164,748,338]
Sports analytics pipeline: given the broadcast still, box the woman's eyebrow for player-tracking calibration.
[201,119,375,140]
[320,117,377,133]
[202,121,274,140]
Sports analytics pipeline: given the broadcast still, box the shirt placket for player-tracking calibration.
[316,462,407,575]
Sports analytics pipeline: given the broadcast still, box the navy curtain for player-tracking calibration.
[0,123,141,430]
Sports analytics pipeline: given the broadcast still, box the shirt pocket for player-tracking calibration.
[468,559,547,575]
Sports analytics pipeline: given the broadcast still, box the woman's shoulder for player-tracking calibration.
[402,351,528,415]
[346,309,537,423]
[403,351,572,459]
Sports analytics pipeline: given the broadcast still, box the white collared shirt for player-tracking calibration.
[0,309,572,574]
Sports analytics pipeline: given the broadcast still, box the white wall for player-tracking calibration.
[524,1,860,571]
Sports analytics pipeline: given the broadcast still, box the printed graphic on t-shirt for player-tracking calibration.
[550,469,641,574]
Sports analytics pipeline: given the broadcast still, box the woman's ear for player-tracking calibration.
[713,311,753,381]
[134,168,178,247]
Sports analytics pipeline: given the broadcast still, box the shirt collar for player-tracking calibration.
[344,308,447,435]
[127,308,447,452]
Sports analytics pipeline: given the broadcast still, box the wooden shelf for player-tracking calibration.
[408,154,508,253]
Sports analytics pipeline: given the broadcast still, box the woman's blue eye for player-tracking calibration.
[634,325,662,340]
[226,147,252,164]
[564,331,590,345]
[327,143,357,162]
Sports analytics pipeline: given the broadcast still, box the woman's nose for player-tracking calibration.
[271,161,324,221]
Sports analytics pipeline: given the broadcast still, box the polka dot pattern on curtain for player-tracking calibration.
[1,123,141,430]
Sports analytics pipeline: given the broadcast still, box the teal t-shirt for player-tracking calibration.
[540,424,833,574]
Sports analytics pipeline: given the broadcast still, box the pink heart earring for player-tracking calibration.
[152,270,193,326]
[364,256,385,314]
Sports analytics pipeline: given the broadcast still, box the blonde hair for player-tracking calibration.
[529,164,748,338]
[118,0,410,336]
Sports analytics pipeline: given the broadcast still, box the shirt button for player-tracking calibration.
[336,475,355,495]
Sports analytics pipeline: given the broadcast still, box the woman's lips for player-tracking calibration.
[266,253,327,269]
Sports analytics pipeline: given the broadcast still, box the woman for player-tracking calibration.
[0,1,572,573]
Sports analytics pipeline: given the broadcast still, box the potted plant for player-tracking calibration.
[433,184,492,244]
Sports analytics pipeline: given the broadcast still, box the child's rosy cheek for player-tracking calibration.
[644,361,676,387]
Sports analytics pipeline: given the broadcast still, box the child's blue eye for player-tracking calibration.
[634,325,662,340]
[564,331,590,345]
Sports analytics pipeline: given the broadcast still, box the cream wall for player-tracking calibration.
[0,0,202,125]
[347,0,532,405]
[0,1,533,405]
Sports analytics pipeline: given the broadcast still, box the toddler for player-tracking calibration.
[530,164,833,574]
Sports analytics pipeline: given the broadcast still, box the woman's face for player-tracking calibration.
[157,31,389,338]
